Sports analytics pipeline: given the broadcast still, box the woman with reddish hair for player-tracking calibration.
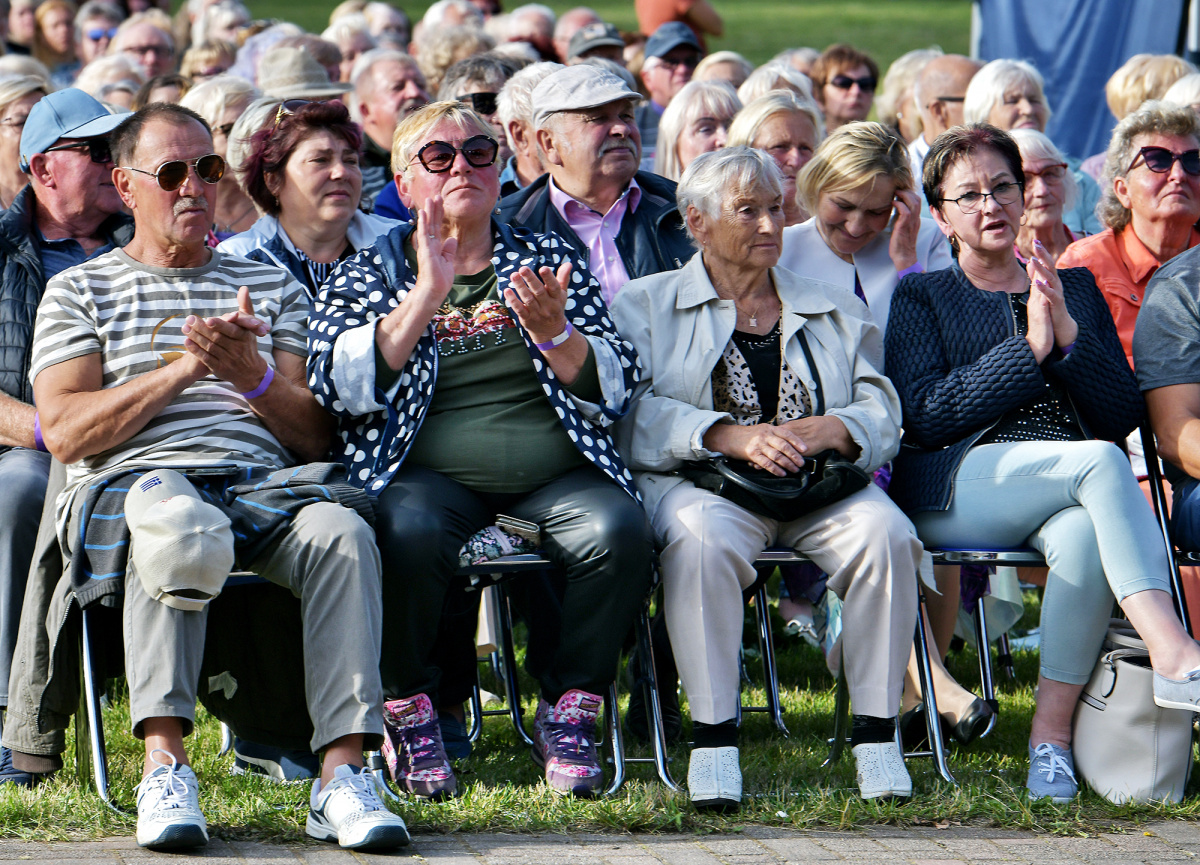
[810,43,879,133]
[219,98,399,298]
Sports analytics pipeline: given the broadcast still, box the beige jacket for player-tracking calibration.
[610,252,903,520]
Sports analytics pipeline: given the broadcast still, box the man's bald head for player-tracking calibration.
[915,54,982,141]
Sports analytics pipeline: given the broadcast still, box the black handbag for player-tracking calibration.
[680,330,871,522]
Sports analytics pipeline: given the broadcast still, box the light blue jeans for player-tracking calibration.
[912,440,1169,685]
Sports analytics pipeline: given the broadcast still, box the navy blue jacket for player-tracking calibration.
[884,264,1144,513]
[494,171,693,281]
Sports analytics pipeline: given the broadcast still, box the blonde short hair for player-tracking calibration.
[1106,53,1196,121]
[796,121,911,213]
[693,51,753,89]
[654,79,741,181]
[727,90,824,151]
[963,59,1051,127]
[736,60,813,106]
[877,46,943,133]
[0,75,46,118]
[179,74,258,128]
[392,99,495,176]
[1164,72,1200,110]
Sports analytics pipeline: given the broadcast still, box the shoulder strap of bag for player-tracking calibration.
[795,328,825,417]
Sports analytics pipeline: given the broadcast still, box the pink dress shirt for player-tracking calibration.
[547,176,642,306]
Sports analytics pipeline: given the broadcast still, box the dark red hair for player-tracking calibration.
[242,99,364,216]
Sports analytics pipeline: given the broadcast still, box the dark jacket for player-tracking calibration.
[884,264,1144,513]
[494,170,693,282]
[0,185,133,405]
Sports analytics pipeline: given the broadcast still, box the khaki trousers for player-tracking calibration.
[652,481,920,724]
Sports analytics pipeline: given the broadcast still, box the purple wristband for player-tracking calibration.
[1060,341,1076,356]
[33,411,46,452]
[896,263,924,279]
[240,365,275,399]
[533,321,574,352]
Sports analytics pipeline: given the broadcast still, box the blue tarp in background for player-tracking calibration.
[975,0,1185,160]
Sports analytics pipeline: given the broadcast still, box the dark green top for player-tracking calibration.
[377,251,601,493]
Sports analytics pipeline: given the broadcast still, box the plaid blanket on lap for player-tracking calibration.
[71,462,375,608]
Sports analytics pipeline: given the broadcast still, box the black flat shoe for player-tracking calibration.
[950,698,994,745]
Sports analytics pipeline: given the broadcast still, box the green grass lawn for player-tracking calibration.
[239,0,970,73]
[2,589,1199,842]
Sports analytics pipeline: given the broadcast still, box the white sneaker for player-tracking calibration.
[135,749,208,849]
[307,763,411,849]
[852,741,912,800]
[687,746,742,810]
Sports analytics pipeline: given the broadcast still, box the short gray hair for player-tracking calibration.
[963,58,1050,126]
[496,60,562,144]
[1008,127,1078,212]
[179,74,258,128]
[1098,99,1200,231]
[677,145,783,236]
[437,52,520,100]
[74,0,122,38]
[422,0,483,30]
[737,60,813,106]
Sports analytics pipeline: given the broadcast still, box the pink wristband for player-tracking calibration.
[533,321,573,352]
[896,263,924,279]
[240,366,275,399]
[33,411,46,452]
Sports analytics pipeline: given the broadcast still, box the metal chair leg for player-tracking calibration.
[972,598,999,739]
[913,592,956,785]
[753,584,789,736]
[603,684,626,796]
[996,633,1016,681]
[822,665,850,767]
[634,601,679,790]
[494,581,533,746]
[79,605,125,813]
[367,750,401,802]
[219,722,234,757]
[467,681,484,744]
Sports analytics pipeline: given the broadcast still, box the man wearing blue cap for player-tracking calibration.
[0,88,131,777]
[636,22,704,170]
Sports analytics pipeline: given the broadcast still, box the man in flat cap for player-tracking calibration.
[495,63,691,307]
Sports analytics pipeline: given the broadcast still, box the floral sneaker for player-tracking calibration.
[381,694,457,800]
[532,689,604,797]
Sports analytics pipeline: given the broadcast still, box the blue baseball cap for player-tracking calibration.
[644,22,702,59]
[19,88,130,172]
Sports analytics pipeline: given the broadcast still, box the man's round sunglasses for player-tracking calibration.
[412,135,498,173]
[1128,146,1200,176]
[44,138,112,164]
[122,154,226,190]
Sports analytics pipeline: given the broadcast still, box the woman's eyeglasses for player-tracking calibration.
[1128,146,1200,176]
[941,181,1024,214]
[830,74,877,92]
[458,92,498,115]
[1023,162,1068,183]
[412,135,498,173]
[122,154,226,190]
[44,138,112,164]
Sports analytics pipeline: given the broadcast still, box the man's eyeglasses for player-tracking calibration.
[940,181,1023,214]
[1024,162,1068,183]
[458,92,498,116]
[830,74,877,92]
[86,26,118,41]
[411,135,498,173]
[44,138,112,164]
[122,154,226,190]
[1128,145,1200,176]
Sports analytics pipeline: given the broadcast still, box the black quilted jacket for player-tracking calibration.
[884,264,1144,513]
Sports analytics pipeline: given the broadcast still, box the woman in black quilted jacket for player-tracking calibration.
[885,123,1200,805]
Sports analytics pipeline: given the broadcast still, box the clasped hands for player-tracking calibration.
[1025,239,1078,364]
[706,415,856,477]
[180,285,270,392]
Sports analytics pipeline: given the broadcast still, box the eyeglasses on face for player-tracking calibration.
[830,74,877,92]
[941,180,1024,214]
[122,153,226,190]
[458,91,498,116]
[1023,162,1068,183]
[412,135,498,173]
[44,138,112,164]
[86,26,118,41]
[1128,145,1200,176]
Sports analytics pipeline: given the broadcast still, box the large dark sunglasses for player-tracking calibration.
[1129,145,1200,176]
[458,92,498,115]
[44,138,112,164]
[122,154,226,190]
[413,135,498,173]
[830,73,877,91]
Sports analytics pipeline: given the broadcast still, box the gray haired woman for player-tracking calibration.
[612,146,923,808]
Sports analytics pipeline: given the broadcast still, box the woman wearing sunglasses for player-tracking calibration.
[885,123,1200,804]
[809,43,879,134]
[307,101,650,800]
[1057,101,1200,369]
[219,99,399,298]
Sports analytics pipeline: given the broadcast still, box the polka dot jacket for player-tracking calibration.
[307,220,643,500]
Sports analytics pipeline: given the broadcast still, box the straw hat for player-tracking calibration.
[257,46,351,100]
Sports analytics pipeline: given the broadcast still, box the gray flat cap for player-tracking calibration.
[532,65,641,128]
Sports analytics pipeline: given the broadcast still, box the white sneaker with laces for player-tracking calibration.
[307,763,411,850]
[135,749,208,849]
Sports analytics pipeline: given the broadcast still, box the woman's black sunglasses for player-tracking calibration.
[1129,145,1200,176]
[412,135,498,173]
[122,154,226,191]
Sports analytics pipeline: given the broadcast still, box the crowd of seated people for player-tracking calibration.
[1,0,1200,851]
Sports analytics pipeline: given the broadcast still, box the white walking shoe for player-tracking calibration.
[136,749,208,849]
[307,763,411,850]
[852,741,912,800]
[687,746,742,810]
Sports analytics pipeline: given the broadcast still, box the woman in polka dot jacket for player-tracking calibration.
[306,102,653,799]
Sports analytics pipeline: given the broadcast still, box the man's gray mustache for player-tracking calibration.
[173,197,208,215]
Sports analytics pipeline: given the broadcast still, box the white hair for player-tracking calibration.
[192,0,248,47]
[494,61,561,148]
[179,74,258,128]
[509,3,555,26]
[737,60,813,106]
[963,58,1051,126]
[422,0,483,31]
[322,13,376,47]
[350,48,423,122]
[677,145,783,231]
[0,74,45,114]
[1164,72,1200,110]
[1008,127,1078,211]
[74,53,144,97]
